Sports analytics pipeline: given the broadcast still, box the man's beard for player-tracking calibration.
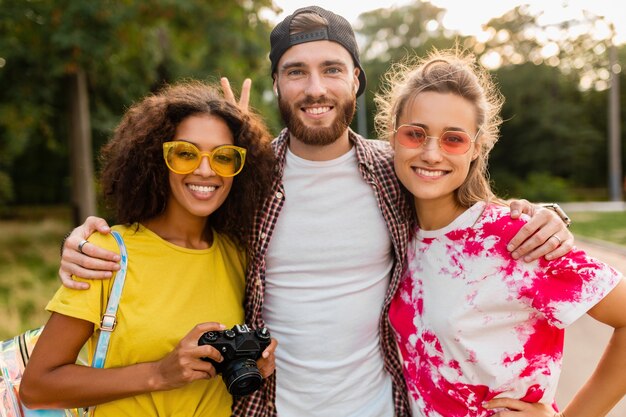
[278,92,357,146]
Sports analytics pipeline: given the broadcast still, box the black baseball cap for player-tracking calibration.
[269,5,367,97]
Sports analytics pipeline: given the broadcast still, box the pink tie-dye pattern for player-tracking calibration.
[390,271,419,335]
[524,251,609,325]
[508,317,563,378]
[389,203,621,417]
[447,228,483,258]
[413,332,497,416]
[481,215,522,276]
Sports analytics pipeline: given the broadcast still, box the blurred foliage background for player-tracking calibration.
[1,1,624,211]
[0,0,280,214]
[1,1,625,336]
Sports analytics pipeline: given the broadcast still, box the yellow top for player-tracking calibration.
[47,223,246,417]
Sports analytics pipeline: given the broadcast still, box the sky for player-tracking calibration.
[270,0,626,45]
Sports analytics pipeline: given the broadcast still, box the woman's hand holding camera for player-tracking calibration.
[150,322,226,391]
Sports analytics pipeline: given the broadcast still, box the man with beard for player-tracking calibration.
[58,6,574,417]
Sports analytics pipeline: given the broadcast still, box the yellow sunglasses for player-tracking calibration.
[163,141,247,177]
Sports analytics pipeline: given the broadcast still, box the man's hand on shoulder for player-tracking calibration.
[506,199,574,262]
[59,216,120,290]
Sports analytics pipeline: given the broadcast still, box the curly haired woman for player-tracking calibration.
[20,81,277,416]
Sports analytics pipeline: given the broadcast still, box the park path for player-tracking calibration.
[555,239,626,416]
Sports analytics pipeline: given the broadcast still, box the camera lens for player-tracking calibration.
[223,358,263,396]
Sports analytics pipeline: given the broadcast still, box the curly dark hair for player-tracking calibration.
[99,80,276,247]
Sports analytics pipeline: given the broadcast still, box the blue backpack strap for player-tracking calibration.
[91,230,128,369]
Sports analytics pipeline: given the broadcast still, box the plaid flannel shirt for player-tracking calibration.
[232,128,412,417]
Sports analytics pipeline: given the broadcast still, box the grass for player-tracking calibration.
[0,206,625,340]
[569,211,626,246]
[0,207,72,339]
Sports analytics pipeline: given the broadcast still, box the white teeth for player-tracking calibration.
[415,168,446,178]
[305,107,330,115]
[188,184,217,193]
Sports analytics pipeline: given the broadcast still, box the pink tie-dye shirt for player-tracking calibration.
[389,202,622,417]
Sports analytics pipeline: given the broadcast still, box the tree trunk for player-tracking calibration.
[68,67,97,225]
[608,37,623,202]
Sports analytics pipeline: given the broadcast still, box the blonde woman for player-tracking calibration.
[377,49,626,417]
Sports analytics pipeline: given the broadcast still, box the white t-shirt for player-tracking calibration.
[390,202,622,417]
[263,147,395,417]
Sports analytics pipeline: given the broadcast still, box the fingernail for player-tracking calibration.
[219,324,226,329]
[511,210,519,216]
[511,251,519,259]
[507,244,514,252]
[523,256,531,262]
[545,254,552,260]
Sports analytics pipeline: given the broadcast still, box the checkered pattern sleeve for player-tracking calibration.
[352,133,412,416]
[233,132,289,417]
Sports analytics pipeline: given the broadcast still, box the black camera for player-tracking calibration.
[198,324,271,396]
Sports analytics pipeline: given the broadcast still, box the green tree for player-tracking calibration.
[0,0,279,213]
[478,6,620,195]
[355,2,622,199]
[479,5,611,87]
[356,2,458,138]
[583,45,626,192]
[491,62,605,190]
